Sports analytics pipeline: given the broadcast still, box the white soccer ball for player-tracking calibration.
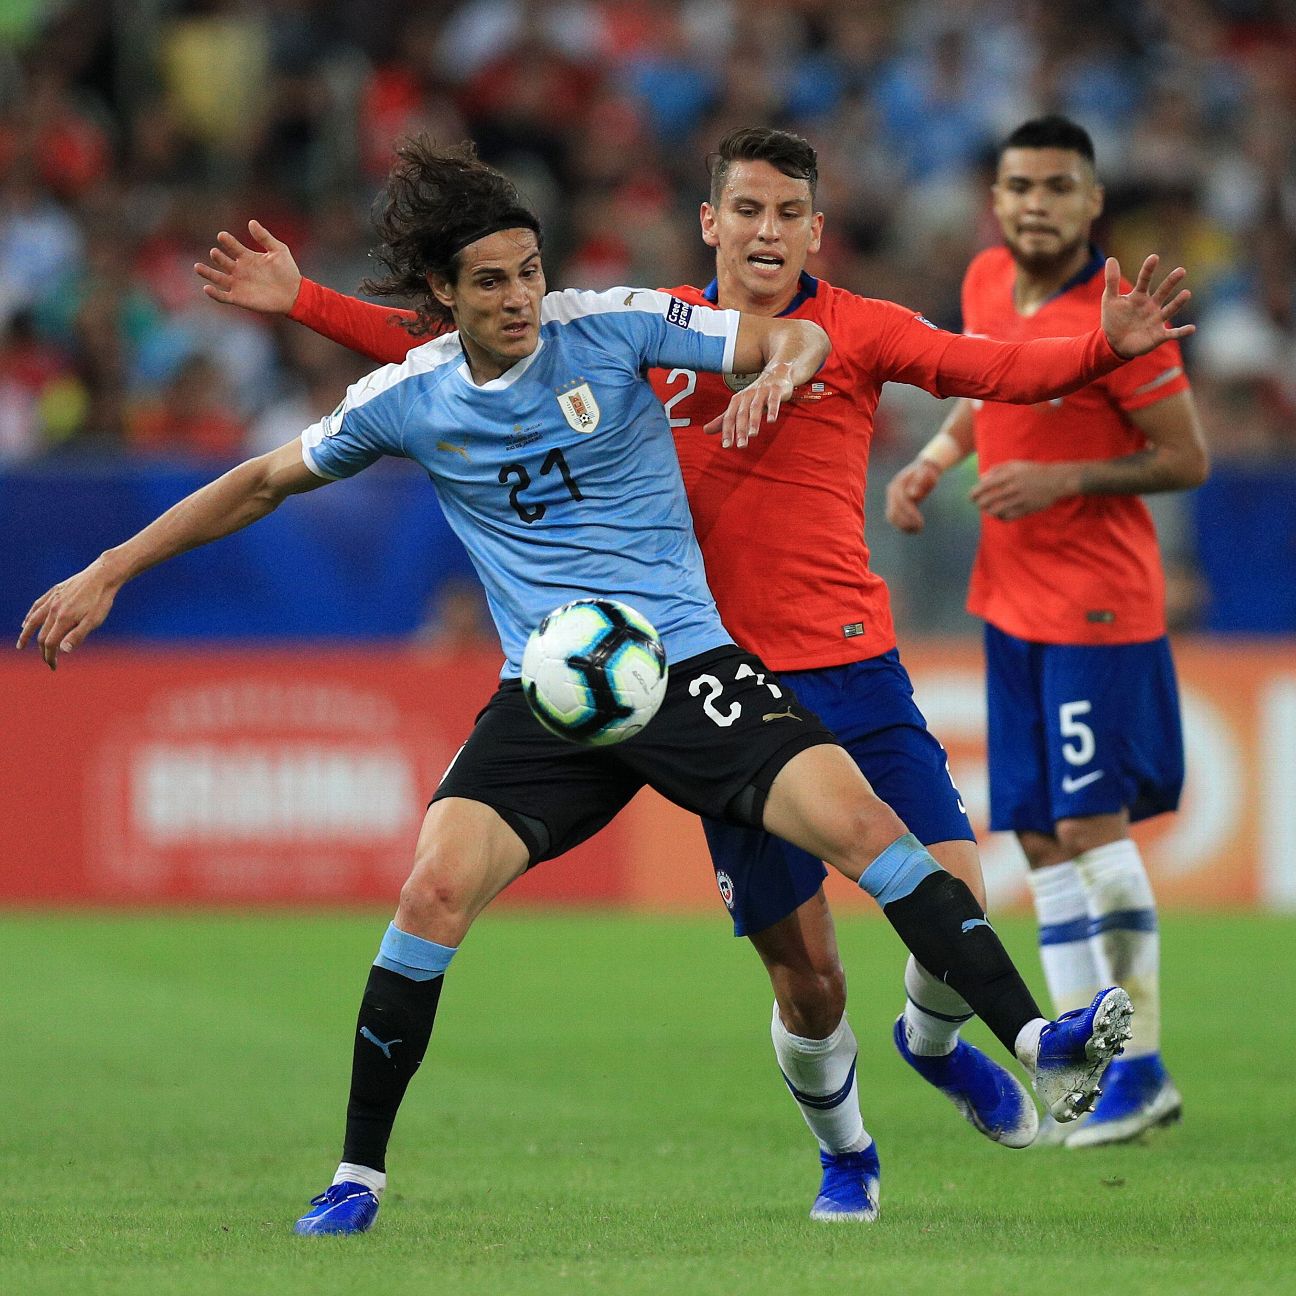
[521,598,668,745]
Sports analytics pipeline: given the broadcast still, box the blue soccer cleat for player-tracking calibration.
[893,1016,1039,1148]
[293,1181,381,1236]
[1064,1054,1183,1148]
[1032,987,1134,1123]
[810,1142,881,1222]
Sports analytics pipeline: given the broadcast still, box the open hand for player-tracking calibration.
[195,220,303,315]
[1101,255,1194,359]
[17,560,120,670]
[703,366,795,448]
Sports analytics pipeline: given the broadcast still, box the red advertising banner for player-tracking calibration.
[1,640,1292,911]
[0,648,631,907]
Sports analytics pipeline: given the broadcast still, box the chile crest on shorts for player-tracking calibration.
[716,870,736,910]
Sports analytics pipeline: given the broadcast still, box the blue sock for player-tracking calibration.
[373,922,457,981]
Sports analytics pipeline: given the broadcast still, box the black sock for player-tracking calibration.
[341,964,445,1171]
[882,872,1042,1055]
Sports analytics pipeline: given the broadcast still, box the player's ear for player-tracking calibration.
[427,271,455,311]
[808,211,824,256]
[700,202,719,248]
[1089,182,1105,222]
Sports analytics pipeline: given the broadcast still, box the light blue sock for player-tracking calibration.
[857,833,941,906]
[373,923,457,982]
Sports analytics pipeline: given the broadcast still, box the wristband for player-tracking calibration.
[917,429,965,472]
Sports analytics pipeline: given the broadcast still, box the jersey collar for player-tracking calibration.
[1049,243,1106,302]
[454,334,546,391]
[702,271,819,316]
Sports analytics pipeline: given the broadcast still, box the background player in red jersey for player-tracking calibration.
[194,128,1191,1204]
[887,116,1208,1147]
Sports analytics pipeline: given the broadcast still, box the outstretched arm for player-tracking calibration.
[195,221,420,365]
[704,316,830,448]
[930,255,1193,404]
[885,399,976,534]
[17,442,327,670]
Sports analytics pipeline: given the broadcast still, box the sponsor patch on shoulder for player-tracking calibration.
[913,314,938,330]
[666,297,693,329]
[321,399,346,438]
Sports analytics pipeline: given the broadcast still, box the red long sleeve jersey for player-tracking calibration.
[962,247,1190,645]
[291,273,1125,670]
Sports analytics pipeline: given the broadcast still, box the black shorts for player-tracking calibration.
[432,645,836,865]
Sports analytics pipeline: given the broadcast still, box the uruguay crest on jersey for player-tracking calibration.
[557,382,600,433]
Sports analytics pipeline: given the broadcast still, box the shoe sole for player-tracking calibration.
[1041,988,1135,1123]
[1065,1084,1184,1149]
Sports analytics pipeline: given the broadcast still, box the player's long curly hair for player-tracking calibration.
[362,136,543,336]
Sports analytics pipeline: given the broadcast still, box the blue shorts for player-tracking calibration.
[984,624,1184,835]
[703,650,974,936]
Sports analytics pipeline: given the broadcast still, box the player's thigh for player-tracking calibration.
[983,623,1055,835]
[1040,636,1185,826]
[761,742,908,878]
[432,681,642,866]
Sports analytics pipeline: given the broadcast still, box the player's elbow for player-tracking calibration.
[1174,440,1210,490]
[800,320,830,365]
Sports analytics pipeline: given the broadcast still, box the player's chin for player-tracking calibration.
[497,325,536,353]
[741,267,795,298]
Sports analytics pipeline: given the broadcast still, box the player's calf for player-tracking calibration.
[858,834,1044,1056]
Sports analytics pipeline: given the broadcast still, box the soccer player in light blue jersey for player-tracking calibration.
[21,139,1133,1234]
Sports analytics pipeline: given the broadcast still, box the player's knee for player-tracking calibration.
[1054,818,1125,859]
[398,855,473,936]
[1018,831,1067,871]
[820,793,908,872]
[777,962,846,1038]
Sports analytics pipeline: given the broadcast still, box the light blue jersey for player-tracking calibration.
[302,288,741,675]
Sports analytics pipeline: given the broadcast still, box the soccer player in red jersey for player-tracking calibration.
[195,128,1191,1209]
[887,116,1208,1147]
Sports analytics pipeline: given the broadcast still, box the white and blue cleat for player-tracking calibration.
[1032,987,1134,1124]
[893,1016,1039,1148]
[1063,1053,1182,1148]
[810,1142,881,1222]
[294,1181,381,1235]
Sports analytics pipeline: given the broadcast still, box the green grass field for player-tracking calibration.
[2,910,1293,1296]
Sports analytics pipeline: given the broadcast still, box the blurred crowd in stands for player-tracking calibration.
[1,0,1294,632]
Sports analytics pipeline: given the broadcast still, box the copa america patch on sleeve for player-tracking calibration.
[666,297,693,329]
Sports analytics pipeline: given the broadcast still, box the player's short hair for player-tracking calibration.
[708,127,818,205]
[362,136,542,335]
[999,115,1096,165]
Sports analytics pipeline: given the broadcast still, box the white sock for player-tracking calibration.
[334,1162,386,1196]
[1013,1017,1048,1072]
[1077,839,1161,1057]
[902,956,973,1056]
[1026,860,1102,1014]
[770,1004,871,1154]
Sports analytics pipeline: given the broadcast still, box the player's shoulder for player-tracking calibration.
[964,245,1014,291]
[808,277,932,335]
[658,282,712,307]
[343,333,463,412]
[541,286,683,326]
